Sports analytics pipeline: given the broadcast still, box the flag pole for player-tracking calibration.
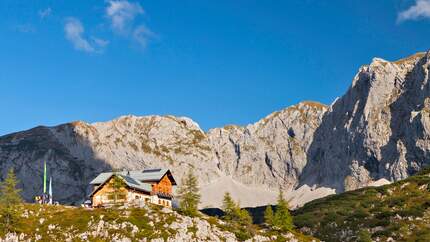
[49,177,53,204]
[43,161,47,194]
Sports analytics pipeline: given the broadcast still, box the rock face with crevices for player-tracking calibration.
[208,102,327,190]
[0,51,430,206]
[300,52,430,192]
[0,102,326,205]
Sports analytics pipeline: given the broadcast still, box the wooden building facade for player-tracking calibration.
[89,169,176,208]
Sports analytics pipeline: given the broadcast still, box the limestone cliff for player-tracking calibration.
[1,51,429,207]
[300,52,430,192]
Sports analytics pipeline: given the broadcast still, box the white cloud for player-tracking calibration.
[105,0,154,49]
[398,0,430,22]
[133,24,154,48]
[64,18,95,52]
[38,7,52,19]
[106,0,144,33]
[64,18,108,53]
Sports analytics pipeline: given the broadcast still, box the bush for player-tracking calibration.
[357,229,372,242]
[294,213,318,228]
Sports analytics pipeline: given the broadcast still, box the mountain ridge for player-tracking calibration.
[1,51,429,209]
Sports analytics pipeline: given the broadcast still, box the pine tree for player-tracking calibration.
[222,192,252,225]
[273,188,294,231]
[237,208,252,226]
[221,192,253,240]
[264,205,274,226]
[0,168,22,232]
[177,169,201,216]
[222,192,237,221]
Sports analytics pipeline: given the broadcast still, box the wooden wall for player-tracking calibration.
[92,177,129,207]
[92,175,173,208]
[151,174,173,195]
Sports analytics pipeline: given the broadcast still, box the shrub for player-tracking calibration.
[357,229,372,242]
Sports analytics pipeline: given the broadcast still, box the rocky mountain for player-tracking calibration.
[0,102,327,207]
[300,52,430,192]
[0,116,222,204]
[0,51,429,208]
[208,101,326,190]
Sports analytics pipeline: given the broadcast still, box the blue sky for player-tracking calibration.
[0,0,430,135]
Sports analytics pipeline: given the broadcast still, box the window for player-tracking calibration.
[107,194,126,200]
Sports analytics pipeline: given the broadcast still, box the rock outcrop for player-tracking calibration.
[0,51,430,207]
[300,52,430,192]
[208,101,327,191]
[0,204,309,242]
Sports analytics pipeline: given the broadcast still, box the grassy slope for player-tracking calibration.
[5,204,179,241]
[0,204,315,241]
[293,168,430,242]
